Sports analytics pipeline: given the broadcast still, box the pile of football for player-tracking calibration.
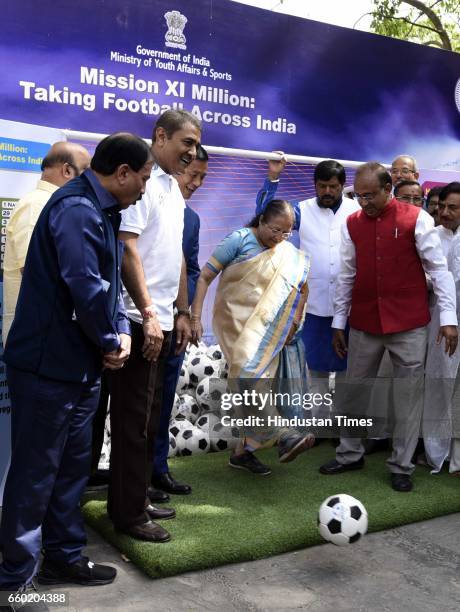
[168,341,238,458]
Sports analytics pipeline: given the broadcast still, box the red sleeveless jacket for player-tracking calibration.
[346,198,430,335]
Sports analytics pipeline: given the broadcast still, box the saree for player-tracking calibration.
[211,240,310,445]
[211,239,310,379]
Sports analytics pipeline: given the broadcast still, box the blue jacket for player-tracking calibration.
[4,170,129,383]
[183,205,200,303]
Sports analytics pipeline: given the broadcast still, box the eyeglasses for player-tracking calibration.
[353,191,381,203]
[395,195,425,205]
[390,167,416,177]
[263,222,292,239]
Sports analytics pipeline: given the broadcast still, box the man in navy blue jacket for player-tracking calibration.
[0,133,153,597]
[150,145,208,498]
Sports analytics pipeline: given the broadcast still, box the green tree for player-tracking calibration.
[366,0,460,52]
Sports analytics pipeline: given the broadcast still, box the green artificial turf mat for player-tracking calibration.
[82,445,460,578]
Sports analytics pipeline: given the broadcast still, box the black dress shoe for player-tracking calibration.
[152,472,192,495]
[319,457,365,475]
[148,486,170,503]
[391,473,413,492]
[145,503,176,520]
[37,555,116,586]
[120,520,171,542]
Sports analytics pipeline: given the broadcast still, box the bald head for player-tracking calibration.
[390,155,419,186]
[41,141,91,187]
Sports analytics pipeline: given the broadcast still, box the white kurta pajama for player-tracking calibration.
[423,226,460,473]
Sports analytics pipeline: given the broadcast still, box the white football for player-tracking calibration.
[186,341,208,361]
[170,393,181,421]
[318,494,368,546]
[209,420,239,452]
[168,433,178,458]
[176,364,190,394]
[195,412,220,433]
[177,425,210,456]
[206,344,224,361]
[196,376,226,412]
[188,355,220,386]
[169,418,194,440]
[176,393,201,424]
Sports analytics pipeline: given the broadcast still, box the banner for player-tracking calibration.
[2,0,460,168]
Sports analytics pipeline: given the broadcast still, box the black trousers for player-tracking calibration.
[107,321,171,529]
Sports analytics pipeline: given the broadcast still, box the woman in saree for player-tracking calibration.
[190,199,314,476]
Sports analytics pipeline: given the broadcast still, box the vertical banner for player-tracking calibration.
[0,119,64,504]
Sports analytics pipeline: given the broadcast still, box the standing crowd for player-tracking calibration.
[0,109,459,610]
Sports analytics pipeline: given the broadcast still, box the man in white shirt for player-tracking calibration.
[107,110,201,542]
[3,141,90,343]
[423,182,460,472]
[256,156,360,415]
[319,162,457,492]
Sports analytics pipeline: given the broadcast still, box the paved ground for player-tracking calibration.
[29,512,460,612]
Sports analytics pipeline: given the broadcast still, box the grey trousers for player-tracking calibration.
[336,326,428,475]
[308,369,346,420]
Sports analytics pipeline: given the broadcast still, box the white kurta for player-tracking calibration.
[423,226,460,473]
[297,197,360,316]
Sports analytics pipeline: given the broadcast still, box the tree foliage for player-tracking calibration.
[369,0,460,52]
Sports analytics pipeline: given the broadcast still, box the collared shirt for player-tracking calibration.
[47,169,130,349]
[256,178,360,316]
[120,164,185,330]
[333,208,457,330]
[3,179,58,343]
[436,224,457,258]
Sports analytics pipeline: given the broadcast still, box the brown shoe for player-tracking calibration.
[145,503,176,520]
[121,520,171,542]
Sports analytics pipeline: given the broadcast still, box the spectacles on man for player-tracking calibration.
[395,195,425,205]
[390,167,415,177]
[353,191,381,203]
[263,222,292,239]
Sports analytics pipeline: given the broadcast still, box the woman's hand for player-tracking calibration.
[190,317,203,345]
[284,321,300,346]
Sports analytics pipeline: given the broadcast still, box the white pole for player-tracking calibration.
[61,129,384,168]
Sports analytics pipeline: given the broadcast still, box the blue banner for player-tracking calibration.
[2,0,460,167]
[0,137,50,172]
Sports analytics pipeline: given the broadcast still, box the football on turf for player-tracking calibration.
[177,425,210,456]
[168,433,177,458]
[318,494,368,546]
[209,421,239,452]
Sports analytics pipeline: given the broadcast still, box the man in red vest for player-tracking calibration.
[320,162,458,492]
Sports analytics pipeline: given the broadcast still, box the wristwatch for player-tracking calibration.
[177,309,191,318]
